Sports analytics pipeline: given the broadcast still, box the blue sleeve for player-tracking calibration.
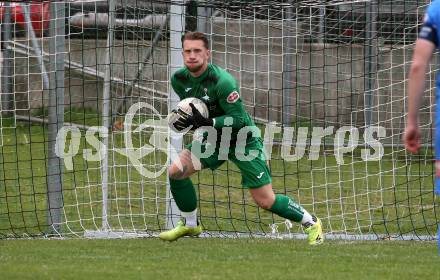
[420,2,440,46]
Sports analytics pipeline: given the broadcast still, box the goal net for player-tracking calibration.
[0,0,438,240]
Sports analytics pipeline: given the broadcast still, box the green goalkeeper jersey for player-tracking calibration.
[171,64,257,143]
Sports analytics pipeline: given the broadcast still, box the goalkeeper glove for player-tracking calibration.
[169,103,213,131]
[169,108,191,132]
[187,103,213,129]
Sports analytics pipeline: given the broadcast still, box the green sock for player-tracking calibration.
[169,178,197,212]
[269,194,304,222]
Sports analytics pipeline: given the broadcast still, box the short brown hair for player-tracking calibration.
[181,32,209,49]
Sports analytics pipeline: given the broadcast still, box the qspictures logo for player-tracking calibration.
[55,102,170,178]
[55,102,386,179]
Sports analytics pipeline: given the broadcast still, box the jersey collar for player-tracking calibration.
[187,64,212,83]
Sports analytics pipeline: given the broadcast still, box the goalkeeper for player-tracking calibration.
[404,0,440,196]
[160,32,324,245]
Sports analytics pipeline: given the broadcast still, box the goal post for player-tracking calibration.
[167,0,185,230]
[0,0,438,241]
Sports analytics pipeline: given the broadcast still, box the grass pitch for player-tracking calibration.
[0,238,439,280]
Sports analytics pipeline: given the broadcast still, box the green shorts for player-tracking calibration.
[186,138,272,188]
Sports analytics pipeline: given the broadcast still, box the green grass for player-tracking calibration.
[0,238,439,279]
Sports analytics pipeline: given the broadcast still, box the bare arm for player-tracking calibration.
[407,39,435,126]
[404,39,435,153]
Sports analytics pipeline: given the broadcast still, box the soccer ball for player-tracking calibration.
[176,97,209,118]
[168,97,209,132]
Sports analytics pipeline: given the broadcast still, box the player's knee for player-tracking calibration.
[168,165,187,180]
[255,198,274,210]
[250,185,276,210]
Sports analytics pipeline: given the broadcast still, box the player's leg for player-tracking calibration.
[159,148,202,241]
[232,138,324,244]
[249,184,308,223]
[160,143,225,241]
[168,149,200,225]
[248,183,323,245]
